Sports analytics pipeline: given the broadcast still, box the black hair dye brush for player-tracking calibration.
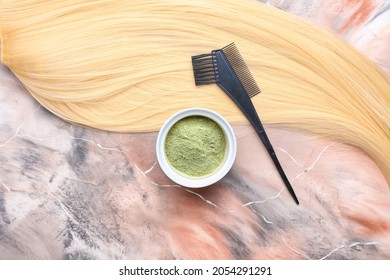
[191,43,299,205]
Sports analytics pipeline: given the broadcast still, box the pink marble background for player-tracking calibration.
[0,0,389,259]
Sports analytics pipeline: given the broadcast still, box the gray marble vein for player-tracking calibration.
[0,0,389,259]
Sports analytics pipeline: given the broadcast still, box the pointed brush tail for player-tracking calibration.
[192,44,299,205]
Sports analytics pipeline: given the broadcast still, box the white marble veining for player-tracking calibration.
[0,0,389,259]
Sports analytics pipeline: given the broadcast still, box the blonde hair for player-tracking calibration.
[1,0,389,185]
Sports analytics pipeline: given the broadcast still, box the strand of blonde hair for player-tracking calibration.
[1,0,389,185]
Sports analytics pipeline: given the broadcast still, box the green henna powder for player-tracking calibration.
[164,116,227,177]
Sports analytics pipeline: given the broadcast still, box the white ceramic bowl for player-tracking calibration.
[156,108,237,188]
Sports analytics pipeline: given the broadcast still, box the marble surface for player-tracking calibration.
[1,0,390,259]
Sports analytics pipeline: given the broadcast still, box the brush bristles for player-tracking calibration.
[222,43,261,98]
[191,53,216,85]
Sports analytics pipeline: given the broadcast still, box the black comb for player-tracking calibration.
[192,43,299,205]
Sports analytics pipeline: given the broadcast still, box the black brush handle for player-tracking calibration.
[267,148,300,205]
[213,50,299,205]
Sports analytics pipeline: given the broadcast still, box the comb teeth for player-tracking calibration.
[221,43,261,98]
[191,53,216,85]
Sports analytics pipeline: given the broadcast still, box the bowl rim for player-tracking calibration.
[156,107,237,188]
